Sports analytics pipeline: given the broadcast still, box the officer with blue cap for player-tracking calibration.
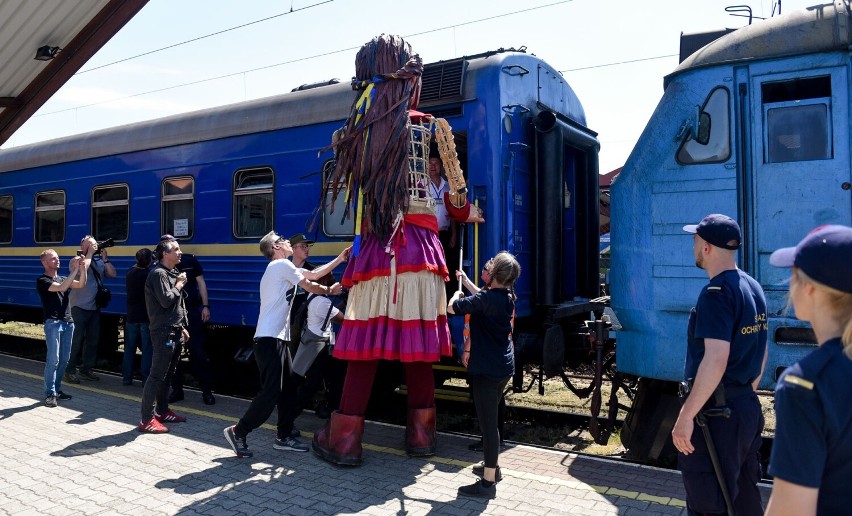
[765,224,852,516]
[674,214,768,516]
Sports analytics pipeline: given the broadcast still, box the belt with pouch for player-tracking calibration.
[679,380,754,407]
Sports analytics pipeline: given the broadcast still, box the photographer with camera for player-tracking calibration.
[65,235,116,383]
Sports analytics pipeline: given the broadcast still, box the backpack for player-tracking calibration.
[288,293,316,342]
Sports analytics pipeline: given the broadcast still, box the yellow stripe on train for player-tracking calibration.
[0,241,352,258]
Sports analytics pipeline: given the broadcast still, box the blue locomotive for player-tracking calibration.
[0,48,604,400]
[613,0,852,460]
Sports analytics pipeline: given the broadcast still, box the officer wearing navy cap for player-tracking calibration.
[765,224,852,516]
[673,214,768,516]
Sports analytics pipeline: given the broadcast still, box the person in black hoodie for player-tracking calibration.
[448,251,520,499]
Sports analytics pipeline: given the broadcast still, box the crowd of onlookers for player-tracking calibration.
[34,218,852,511]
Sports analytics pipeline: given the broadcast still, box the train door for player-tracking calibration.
[509,141,533,315]
[748,67,852,291]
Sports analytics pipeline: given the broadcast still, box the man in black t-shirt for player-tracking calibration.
[36,248,89,407]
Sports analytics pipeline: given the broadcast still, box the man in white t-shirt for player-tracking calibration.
[223,231,349,458]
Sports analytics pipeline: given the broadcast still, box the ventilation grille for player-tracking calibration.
[420,59,466,104]
[428,106,463,118]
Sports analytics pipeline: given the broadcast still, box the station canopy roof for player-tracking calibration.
[0,0,148,147]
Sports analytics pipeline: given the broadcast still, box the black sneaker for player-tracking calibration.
[458,479,496,499]
[45,395,57,407]
[472,461,503,482]
[314,401,330,419]
[223,426,253,458]
[202,391,216,405]
[64,372,80,384]
[273,435,309,452]
[289,428,300,438]
[168,388,185,403]
[79,370,99,381]
[57,392,72,401]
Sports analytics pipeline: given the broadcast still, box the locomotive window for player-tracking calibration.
[0,195,12,244]
[92,184,129,242]
[676,87,730,164]
[321,159,355,237]
[35,191,65,244]
[765,102,831,163]
[162,177,194,239]
[234,167,273,238]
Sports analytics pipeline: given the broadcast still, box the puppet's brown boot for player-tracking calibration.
[405,406,437,456]
[312,411,364,466]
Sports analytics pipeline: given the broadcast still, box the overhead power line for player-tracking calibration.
[39,1,576,117]
[77,0,334,74]
[560,54,678,73]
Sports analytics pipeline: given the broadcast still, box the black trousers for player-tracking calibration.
[235,337,299,439]
[469,374,511,468]
[140,327,182,421]
[294,350,346,415]
[678,393,764,516]
[171,306,212,392]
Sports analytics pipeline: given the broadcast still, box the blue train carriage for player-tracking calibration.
[0,48,603,397]
[423,51,603,413]
[611,0,852,462]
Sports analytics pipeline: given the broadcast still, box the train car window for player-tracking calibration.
[0,195,12,243]
[321,159,355,237]
[765,103,831,163]
[162,177,194,239]
[92,184,129,242]
[762,76,832,164]
[676,87,730,164]
[234,167,273,238]
[34,191,65,244]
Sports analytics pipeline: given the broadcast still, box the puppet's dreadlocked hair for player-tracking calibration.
[322,34,423,241]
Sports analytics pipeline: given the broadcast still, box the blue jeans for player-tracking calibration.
[123,322,153,384]
[44,319,74,397]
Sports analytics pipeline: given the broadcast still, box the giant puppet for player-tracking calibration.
[312,34,482,466]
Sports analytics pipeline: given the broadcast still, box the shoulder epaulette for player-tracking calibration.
[783,374,814,390]
[707,286,722,291]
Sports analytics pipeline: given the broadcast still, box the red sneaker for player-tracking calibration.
[155,409,187,423]
[138,417,168,433]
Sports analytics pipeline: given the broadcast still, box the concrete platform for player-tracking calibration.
[0,354,769,515]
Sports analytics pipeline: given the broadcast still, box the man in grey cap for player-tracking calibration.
[673,214,768,516]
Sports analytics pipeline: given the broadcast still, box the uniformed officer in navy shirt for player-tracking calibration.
[673,214,768,516]
[765,224,852,516]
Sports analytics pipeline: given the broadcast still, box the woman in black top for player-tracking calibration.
[449,251,520,499]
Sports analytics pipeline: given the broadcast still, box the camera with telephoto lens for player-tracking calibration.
[95,237,114,254]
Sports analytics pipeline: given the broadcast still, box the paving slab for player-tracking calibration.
[0,354,770,514]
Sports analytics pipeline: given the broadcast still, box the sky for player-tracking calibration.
[3,0,819,174]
